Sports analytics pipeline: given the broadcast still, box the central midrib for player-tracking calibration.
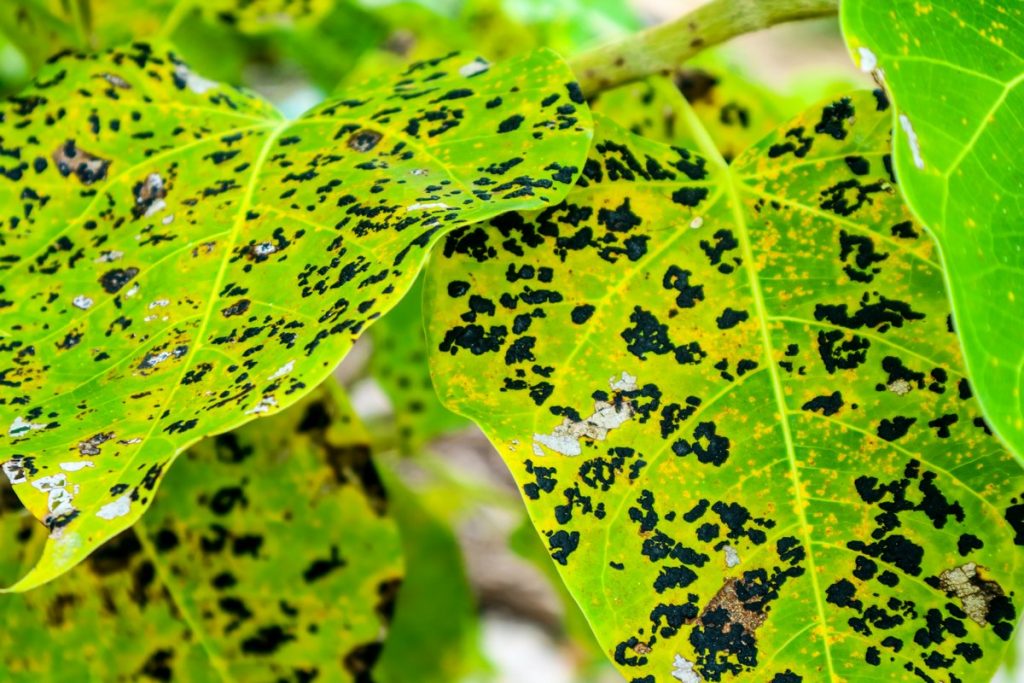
[84,122,289,518]
[677,102,838,680]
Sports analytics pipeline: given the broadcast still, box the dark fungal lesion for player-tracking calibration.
[346,128,382,152]
[52,139,111,185]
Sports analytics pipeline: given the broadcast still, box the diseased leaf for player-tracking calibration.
[199,0,334,32]
[591,49,862,161]
[508,515,610,673]
[339,0,637,92]
[0,1,79,67]
[841,1,1024,461]
[0,380,403,681]
[0,42,591,589]
[424,95,1024,681]
[370,274,468,452]
[0,0,330,58]
[591,64,787,161]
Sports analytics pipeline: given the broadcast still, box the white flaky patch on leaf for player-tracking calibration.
[9,416,46,437]
[32,473,77,531]
[406,202,451,212]
[459,57,490,78]
[173,63,218,94]
[245,395,278,415]
[857,46,878,73]
[60,462,96,472]
[72,295,93,310]
[532,372,638,456]
[2,459,27,485]
[672,654,701,683]
[898,113,924,169]
[938,563,1002,626]
[269,359,295,380]
[96,495,132,521]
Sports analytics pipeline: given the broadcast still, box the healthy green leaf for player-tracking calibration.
[279,1,388,92]
[0,379,403,681]
[370,274,468,453]
[0,42,591,590]
[375,460,486,683]
[841,0,1024,461]
[424,96,1024,681]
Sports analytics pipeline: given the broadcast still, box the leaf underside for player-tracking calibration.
[425,95,1024,682]
[0,380,402,681]
[0,42,591,589]
[841,0,1024,462]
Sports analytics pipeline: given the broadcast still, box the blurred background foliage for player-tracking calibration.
[9,1,1017,682]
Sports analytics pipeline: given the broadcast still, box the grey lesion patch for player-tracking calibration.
[2,458,28,485]
[887,379,912,396]
[52,140,111,185]
[77,432,114,456]
[937,563,1005,626]
[98,73,131,89]
[132,173,168,219]
[137,345,189,372]
[347,129,383,152]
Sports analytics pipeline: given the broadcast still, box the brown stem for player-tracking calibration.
[570,0,839,97]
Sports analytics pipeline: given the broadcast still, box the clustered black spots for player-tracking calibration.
[821,457,1013,674]
[767,126,813,159]
[838,230,888,283]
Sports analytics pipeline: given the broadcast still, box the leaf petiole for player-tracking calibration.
[569,0,838,97]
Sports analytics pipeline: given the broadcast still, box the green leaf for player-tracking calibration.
[339,0,638,93]
[375,460,486,683]
[199,0,334,33]
[841,1,1024,461]
[508,515,610,673]
[424,95,1024,681]
[337,1,538,91]
[278,1,388,92]
[370,274,469,452]
[0,0,330,78]
[0,379,403,681]
[591,49,862,161]
[0,42,592,590]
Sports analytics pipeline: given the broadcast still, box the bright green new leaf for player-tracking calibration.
[0,380,403,681]
[841,1,1024,461]
[370,274,468,452]
[0,42,591,590]
[424,96,1024,681]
